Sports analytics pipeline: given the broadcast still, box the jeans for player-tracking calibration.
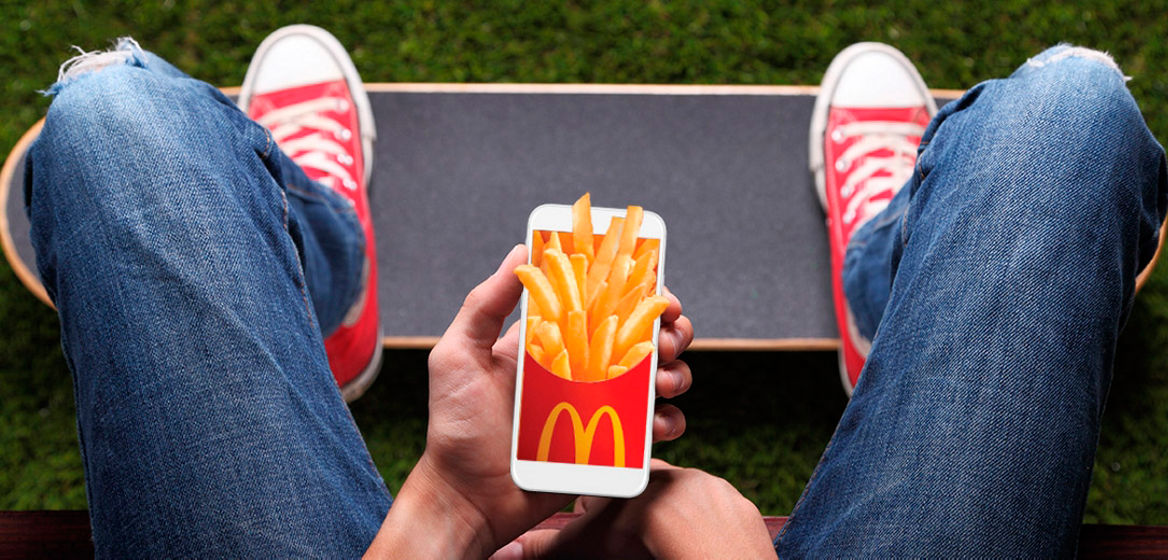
[26,47,389,557]
[25,43,1166,557]
[776,46,1167,557]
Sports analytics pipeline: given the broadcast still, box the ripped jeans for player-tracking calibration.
[775,46,1167,557]
[26,42,389,557]
[23,40,1168,557]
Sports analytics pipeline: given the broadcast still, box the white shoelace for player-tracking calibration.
[257,97,358,191]
[833,121,925,225]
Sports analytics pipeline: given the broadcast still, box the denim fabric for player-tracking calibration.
[27,40,1168,558]
[25,48,389,557]
[778,46,1167,557]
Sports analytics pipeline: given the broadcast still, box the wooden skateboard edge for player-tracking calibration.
[0,118,52,310]
[1136,215,1168,291]
[360,82,970,98]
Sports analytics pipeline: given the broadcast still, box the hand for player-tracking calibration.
[496,460,776,560]
[366,245,695,559]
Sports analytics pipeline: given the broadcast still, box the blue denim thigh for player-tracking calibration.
[778,46,1166,558]
[27,44,390,557]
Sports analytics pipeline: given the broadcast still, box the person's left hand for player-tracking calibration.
[365,244,694,559]
[491,460,776,560]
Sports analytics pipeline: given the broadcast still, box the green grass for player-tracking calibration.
[3,1,1168,523]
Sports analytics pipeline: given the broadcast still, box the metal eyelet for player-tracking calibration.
[337,153,354,165]
[831,129,844,143]
[835,158,849,172]
[337,128,352,141]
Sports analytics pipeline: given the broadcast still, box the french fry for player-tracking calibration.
[515,265,562,322]
[618,253,634,278]
[530,344,547,369]
[614,295,670,359]
[570,254,588,309]
[535,320,566,361]
[591,255,631,326]
[531,231,545,267]
[525,316,540,349]
[614,281,652,324]
[558,231,574,255]
[544,249,583,314]
[565,310,589,376]
[625,249,658,296]
[633,237,659,261]
[606,365,628,379]
[550,349,572,380]
[540,254,552,280]
[546,229,562,252]
[527,296,542,319]
[572,193,595,261]
[587,280,608,314]
[586,217,624,298]
[618,205,643,260]
[641,280,655,298]
[617,341,655,369]
[585,315,618,381]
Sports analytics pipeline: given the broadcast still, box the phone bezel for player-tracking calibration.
[510,203,666,498]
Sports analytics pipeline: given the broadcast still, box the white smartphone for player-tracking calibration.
[510,198,667,498]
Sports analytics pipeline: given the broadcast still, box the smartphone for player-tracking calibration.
[510,198,667,498]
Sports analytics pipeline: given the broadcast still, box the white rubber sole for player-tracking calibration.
[808,42,936,210]
[340,326,384,402]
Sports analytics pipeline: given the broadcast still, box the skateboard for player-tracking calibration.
[2,83,1013,351]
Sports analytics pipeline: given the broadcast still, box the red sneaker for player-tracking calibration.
[809,43,936,396]
[238,25,382,401]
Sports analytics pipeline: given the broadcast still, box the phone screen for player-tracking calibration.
[515,218,663,471]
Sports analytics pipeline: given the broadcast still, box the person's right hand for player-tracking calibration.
[365,245,695,560]
[495,459,777,559]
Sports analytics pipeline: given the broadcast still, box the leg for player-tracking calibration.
[26,43,389,556]
[778,46,1167,556]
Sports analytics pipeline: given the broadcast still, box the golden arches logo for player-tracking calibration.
[536,403,626,467]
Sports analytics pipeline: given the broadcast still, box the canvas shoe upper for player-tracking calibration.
[809,42,936,396]
[238,25,382,402]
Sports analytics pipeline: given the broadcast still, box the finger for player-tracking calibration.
[493,320,522,362]
[649,458,678,470]
[660,286,682,324]
[651,403,686,442]
[654,360,692,399]
[656,314,693,364]
[514,499,650,560]
[576,494,611,514]
[490,529,559,560]
[437,245,527,355]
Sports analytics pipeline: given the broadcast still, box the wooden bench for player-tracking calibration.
[3,510,1166,557]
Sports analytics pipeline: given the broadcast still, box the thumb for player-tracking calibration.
[437,244,527,354]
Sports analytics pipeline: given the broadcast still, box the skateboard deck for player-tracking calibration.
[3,84,968,350]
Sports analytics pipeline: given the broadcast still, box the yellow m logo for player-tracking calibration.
[536,402,626,467]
